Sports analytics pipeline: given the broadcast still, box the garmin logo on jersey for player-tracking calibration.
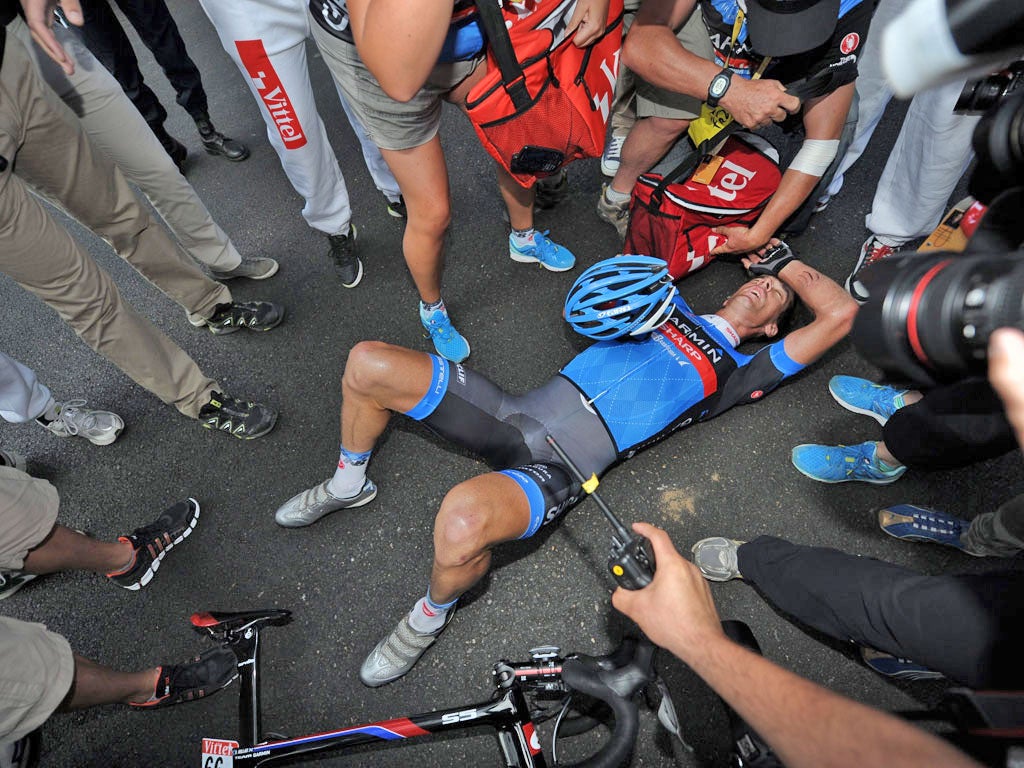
[667,317,724,365]
[235,40,307,148]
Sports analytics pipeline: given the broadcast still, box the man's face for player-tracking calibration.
[721,276,794,336]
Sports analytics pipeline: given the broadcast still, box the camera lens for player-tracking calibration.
[852,252,1024,387]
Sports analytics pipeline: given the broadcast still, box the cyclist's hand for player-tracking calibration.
[612,523,724,661]
[21,0,83,75]
[568,0,610,47]
[989,328,1024,451]
[720,78,799,129]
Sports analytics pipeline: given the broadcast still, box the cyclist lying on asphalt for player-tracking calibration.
[274,242,857,687]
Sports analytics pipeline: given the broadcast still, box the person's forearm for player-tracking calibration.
[778,258,853,318]
[349,0,451,101]
[677,635,981,768]
[748,168,820,243]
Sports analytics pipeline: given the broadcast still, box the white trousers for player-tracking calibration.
[0,352,52,425]
[825,0,979,242]
[198,0,400,235]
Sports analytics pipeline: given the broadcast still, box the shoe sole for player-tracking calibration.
[509,252,574,273]
[203,145,251,162]
[122,499,200,591]
[828,386,890,426]
[276,484,378,528]
[84,423,124,446]
[386,206,406,219]
[843,271,869,304]
[600,159,619,177]
[211,261,281,281]
[341,260,364,288]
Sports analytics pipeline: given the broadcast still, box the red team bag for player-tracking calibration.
[466,0,624,187]
[625,133,781,280]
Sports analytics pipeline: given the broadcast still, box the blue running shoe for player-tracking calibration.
[420,305,470,363]
[828,376,908,425]
[877,504,976,553]
[509,230,575,272]
[791,442,906,484]
[860,647,943,681]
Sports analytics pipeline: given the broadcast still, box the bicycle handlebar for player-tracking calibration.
[558,637,656,768]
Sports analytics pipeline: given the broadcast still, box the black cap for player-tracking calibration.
[744,0,842,57]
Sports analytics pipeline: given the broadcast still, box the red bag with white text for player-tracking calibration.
[465,0,624,188]
[625,133,781,280]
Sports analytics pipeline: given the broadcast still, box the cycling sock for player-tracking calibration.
[511,228,536,248]
[420,297,446,315]
[408,590,457,634]
[327,445,372,498]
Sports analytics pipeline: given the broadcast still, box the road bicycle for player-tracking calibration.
[194,608,669,767]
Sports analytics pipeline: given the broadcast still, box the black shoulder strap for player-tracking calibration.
[474,0,532,109]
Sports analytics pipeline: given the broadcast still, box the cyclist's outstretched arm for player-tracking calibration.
[612,524,982,768]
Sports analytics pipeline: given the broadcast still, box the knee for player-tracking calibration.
[645,116,689,141]
[343,341,398,396]
[407,195,451,240]
[434,486,491,567]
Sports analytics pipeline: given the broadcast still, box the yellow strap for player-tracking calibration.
[723,9,745,69]
[582,474,600,494]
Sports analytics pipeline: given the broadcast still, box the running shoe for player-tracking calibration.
[37,400,124,446]
[791,442,906,484]
[198,392,277,440]
[385,195,407,219]
[275,478,377,528]
[877,504,975,553]
[508,230,575,272]
[360,610,454,687]
[200,301,285,335]
[420,305,470,363]
[107,498,200,590]
[0,571,37,600]
[828,376,908,426]
[0,449,27,472]
[130,647,238,709]
[596,184,629,239]
[691,537,745,581]
[328,226,362,288]
[860,647,943,681]
[845,236,902,303]
[600,132,626,177]
[210,256,279,281]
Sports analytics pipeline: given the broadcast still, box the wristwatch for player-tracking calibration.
[707,69,733,108]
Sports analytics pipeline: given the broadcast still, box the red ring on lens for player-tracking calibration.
[907,259,953,366]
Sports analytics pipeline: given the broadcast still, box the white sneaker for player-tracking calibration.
[845,236,902,303]
[38,400,124,446]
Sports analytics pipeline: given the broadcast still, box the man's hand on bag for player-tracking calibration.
[20,0,83,75]
[720,77,800,129]
[568,0,611,47]
[710,224,770,256]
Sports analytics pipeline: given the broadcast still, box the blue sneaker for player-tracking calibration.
[420,305,470,363]
[860,647,943,681]
[791,442,906,484]
[877,504,975,553]
[509,230,575,272]
[828,376,908,426]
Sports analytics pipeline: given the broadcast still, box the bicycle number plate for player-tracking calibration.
[201,738,237,768]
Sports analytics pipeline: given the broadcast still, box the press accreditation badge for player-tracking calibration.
[201,738,237,767]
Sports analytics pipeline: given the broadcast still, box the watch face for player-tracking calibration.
[710,75,729,98]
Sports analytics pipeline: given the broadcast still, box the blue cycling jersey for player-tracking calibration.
[560,294,804,455]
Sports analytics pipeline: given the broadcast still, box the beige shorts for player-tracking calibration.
[0,467,58,571]
[634,8,715,120]
[0,617,74,742]
[310,19,481,151]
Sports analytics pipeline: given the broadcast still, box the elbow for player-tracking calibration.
[622,32,644,73]
[834,294,858,336]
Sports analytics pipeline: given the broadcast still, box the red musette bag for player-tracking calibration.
[465,0,624,188]
[625,133,781,280]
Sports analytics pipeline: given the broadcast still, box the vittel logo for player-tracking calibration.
[235,40,307,149]
[707,159,756,202]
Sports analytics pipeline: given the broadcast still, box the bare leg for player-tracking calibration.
[61,655,158,710]
[379,140,451,305]
[609,115,690,195]
[340,341,438,451]
[428,473,534,603]
[497,165,536,231]
[875,441,903,468]
[23,525,132,575]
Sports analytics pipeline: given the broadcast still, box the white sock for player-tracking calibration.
[510,228,536,248]
[327,446,371,498]
[407,591,457,634]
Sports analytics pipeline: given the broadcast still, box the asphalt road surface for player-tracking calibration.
[1,3,1021,766]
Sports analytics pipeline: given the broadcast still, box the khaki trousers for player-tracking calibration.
[0,37,223,418]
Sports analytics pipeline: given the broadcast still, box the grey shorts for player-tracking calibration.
[310,19,481,151]
[0,467,59,571]
[634,8,715,121]
[0,617,74,742]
